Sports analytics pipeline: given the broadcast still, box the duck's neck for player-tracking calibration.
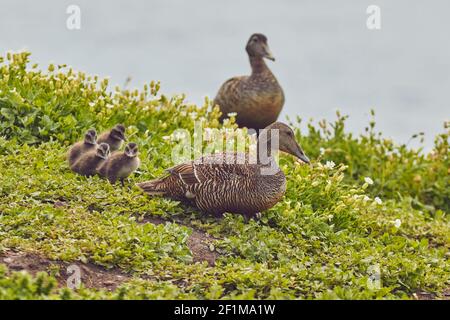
[249,56,270,77]
[256,133,277,164]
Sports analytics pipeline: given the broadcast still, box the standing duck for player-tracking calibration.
[67,129,97,167]
[97,142,140,186]
[97,124,126,152]
[213,33,285,130]
[71,143,110,176]
[137,122,309,220]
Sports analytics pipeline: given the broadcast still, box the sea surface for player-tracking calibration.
[1,0,449,150]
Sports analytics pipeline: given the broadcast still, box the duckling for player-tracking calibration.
[137,122,309,220]
[71,143,110,176]
[67,129,97,167]
[97,124,126,152]
[214,33,285,131]
[97,142,140,186]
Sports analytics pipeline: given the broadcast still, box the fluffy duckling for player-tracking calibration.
[71,143,110,176]
[97,142,140,186]
[97,124,126,152]
[67,129,97,167]
[214,33,284,130]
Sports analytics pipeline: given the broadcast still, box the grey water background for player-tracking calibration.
[1,0,449,150]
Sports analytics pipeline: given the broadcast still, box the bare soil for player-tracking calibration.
[0,250,130,291]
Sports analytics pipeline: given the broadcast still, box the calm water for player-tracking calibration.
[1,0,449,149]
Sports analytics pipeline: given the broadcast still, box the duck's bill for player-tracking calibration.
[296,153,310,164]
[263,45,275,61]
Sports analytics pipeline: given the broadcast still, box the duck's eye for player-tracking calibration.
[252,37,258,42]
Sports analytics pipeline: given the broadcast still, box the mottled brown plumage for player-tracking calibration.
[137,122,309,219]
[214,33,285,130]
[97,124,126,152]
[67,129,97,167]
[71,143,110,176]
[98,142,140,186]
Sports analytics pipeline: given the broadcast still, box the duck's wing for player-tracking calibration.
[167,153,256,186]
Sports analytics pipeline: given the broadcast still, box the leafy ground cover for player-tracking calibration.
[0,52,448,299]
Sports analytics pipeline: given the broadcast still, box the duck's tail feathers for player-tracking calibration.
[136,179,167,196]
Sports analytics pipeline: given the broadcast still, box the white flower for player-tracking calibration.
[319,147,325,155]
[324,161,335,169]
[393,219,402,228]
[88,101,96,107]
[227,112,237,117]
[173,131,186,140]
[364,177,374,185]
[363,195,370,202]
[374,197,382,205]
[162,136,171,141]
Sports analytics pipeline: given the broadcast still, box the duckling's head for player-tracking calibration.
[84,129,97,145]
[246,33,275,61]
[111,124,126,141]
[124,142,138,158]
[96,143,110,160]
[265,122,310,164]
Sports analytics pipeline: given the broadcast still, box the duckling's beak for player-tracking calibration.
[263,44,275,61]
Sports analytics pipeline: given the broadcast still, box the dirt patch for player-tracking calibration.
[186,229,218,267]
[414,290,450,300]
[137,214,219,266]
[0,250,130,291]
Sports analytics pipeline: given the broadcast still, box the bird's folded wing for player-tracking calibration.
[167,154,255,186]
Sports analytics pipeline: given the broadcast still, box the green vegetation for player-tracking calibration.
[0,52,449,299]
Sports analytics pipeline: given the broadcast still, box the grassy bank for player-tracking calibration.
[0,52,448,299]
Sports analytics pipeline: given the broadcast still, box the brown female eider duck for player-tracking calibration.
[137,122,309,220]
[213,33,285,130]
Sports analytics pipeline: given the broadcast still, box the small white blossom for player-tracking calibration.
[227,112,237,117]
[374,197,382,205]
[324,161,335,169]
[162,136,170,141]
[364,177,374,185]
[173,131,186,140]
[320,147,325,155]
[393,219,402,228]
[363,195,370,202]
